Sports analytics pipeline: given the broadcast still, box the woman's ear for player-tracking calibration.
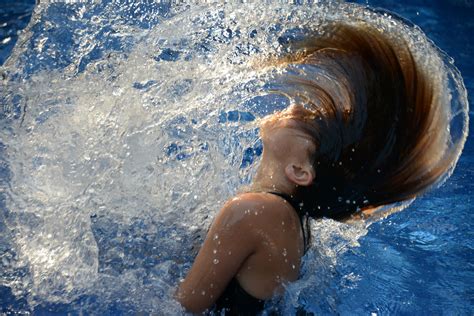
[284,163,315,186]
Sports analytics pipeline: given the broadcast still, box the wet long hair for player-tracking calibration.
[269,22,458,222]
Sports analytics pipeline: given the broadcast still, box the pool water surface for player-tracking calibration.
[0,0,472,314]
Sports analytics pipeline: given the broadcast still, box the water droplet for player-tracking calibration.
[281,221,285,226]
[213,249,217,254]
[346,200,350,204]
[282,248,287,257]
[292,264,296,269]
[213,234,219,240]
[254,211,258,215]
[1,37,11,45]
[228,251,232,255]
[201,290,206,296]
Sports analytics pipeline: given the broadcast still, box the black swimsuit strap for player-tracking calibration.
[266,191,302,212]
[265,191,309,252]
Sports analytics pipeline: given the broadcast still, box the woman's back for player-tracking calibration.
[230,192,304,300]
[176,192,305,313]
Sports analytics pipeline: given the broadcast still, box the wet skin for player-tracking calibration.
[176,106,316,313]
[175,106,385,313]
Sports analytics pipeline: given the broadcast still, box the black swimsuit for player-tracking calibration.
[213,192,307,315]
[214,277,265,315]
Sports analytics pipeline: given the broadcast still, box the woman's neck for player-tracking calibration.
[250,157,297,196]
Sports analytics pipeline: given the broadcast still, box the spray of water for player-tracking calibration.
[0,1,468,313]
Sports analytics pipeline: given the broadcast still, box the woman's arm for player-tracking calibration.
[176,197,259,313]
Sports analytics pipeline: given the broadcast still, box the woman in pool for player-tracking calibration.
[176,21,457,314]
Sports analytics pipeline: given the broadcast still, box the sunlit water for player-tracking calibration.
[0,1,470,314]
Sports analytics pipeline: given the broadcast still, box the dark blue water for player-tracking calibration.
[0,1,472,314]
[341,1,473,314]
[0,0,35,65]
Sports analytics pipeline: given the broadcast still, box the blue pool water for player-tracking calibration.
[0,0,472,315]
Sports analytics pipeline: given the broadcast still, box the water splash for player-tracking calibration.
[0,1,468,314]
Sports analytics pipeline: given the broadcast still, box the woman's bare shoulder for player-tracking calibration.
[225,192,293,210]
[218,192,295,226]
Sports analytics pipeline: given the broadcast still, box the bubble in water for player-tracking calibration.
[213,259,219,265]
